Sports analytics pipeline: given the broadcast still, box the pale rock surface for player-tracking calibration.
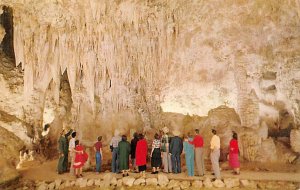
[86,179,94,187]
[103,173,113,187]
[167,180,180,189]
[54,179,62,189]
[122,176,135,187]
[179,181,190,189]
[224,178,240,188]
[212,179,225,188]
[110,177,117,186]
[203,177,213,188]
[117,179,123,187]
[191,180,202,188]
[158,173,169,187]
[133,178,145,186]
[47,182,55,190]
[290,129,300,153]
[37,182,47,190]
[146,178,158,186]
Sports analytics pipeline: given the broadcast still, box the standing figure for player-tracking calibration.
[183,133,194,176]
[150,133,162,174]
[69,131,76,174]
[161,127,172,173]
[229,132,240,175]
[94,136,103,173]
[210,129,221,179]
[130,132,139,172]
[110,130,122,173]
[136,133,148,178]
[118,135,131,177]
[57,129,70,174]
[73,140,88,178]
[189,129,205,176]
[169,130,183,174]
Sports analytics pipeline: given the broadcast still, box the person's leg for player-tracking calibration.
[115,149,119,173]
[79,167,83,177]
[191,153,195,176]
[69,152,74,174]
[194,148,201,176]
[57,155,64,174]
[176,152,181,173]
[199,148,205,175]
[167,153,172,172]
[63,153,68,172]
[171,153,176,173]
[112,149,117,173]
[96,152,100,173]
[162,152,167,172]
[211,150,221,179]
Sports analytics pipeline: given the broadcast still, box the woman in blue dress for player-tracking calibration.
[183,133,194,176]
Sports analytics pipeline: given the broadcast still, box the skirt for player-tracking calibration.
[151,148,162,167]
[138,165,146,172]
[229,153,240,169]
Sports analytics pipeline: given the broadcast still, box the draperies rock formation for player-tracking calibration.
[0,0,300,179]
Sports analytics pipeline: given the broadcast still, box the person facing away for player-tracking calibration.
[118,135,131,177]
[130,132,139,172]
[183,133,194,176]
[110,130,122,173]
[229,131,240,175]
[57,129,72,174]
[135,133,148,178]
[210,129,221,179]
[169,130,183,174]
[94,136,103,173]
[189,129,205,176]
[161,127,172,173]
[73,140,88,178]
[69,131,76,175]
[151,133,162,174]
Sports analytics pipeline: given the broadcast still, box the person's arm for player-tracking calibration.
[100,147,103,160]
[65,129,73,138]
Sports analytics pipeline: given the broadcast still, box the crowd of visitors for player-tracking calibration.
[57,127,240,180]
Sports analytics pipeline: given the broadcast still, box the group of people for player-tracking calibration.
[57,127,240,180]
[57,129,88,178]
[108,127,240,180]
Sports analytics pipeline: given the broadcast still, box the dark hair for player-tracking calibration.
[97,136,102,141]
[187,132,193,138]
[122,135,127,141]
[138,133,144,140]
[232,132,238,140]
[44,124,50,131]
[195,129,199,134]
[75,140,79,146]
[154,133,160,140]
[71,132,77,138]
[133,132,138,139]
[212,129,217,135]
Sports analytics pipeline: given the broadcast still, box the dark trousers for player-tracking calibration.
[171,152,181,173]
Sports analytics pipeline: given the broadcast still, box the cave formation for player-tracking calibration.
[0,0,299,188]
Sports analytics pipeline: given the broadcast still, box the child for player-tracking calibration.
[73,140,88,178]
[94,136,103,173]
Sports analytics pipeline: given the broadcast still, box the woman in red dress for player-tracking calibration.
[135,133,148,178]
[73,140,88,178]
[229,132,240,175]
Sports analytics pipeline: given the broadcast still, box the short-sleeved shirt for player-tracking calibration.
[152,139,161,149]
[110,136,121,148]
[69,138,75,151]
[94,141,102,152]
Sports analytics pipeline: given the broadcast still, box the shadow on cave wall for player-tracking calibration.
[0,6,15,60]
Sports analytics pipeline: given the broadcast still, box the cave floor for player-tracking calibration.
[18,159,300,183]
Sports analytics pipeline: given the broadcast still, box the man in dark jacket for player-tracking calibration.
[169,130,183,174]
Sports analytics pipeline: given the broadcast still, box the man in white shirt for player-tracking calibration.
[210,129,221,179]
[69,132,76,174]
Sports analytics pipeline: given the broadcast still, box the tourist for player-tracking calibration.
[94,136,103,173]
[110,130,122,173]
[183,133,194,176]
[136,133,148,178]
[73,140,88,178]
[69,131,77,174]
[170,130,183,174]
[150,133,162,174]
[229,131,240,175]
[57,128,72,174]
[118,135,131,177]
[210,129,221,179]
[130,132,139,172]
[189,129,205,176]
[161,127,172,173]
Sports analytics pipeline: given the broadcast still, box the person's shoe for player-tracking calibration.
[126,173,129,176]
[80,174,83,177]
[211,178,216,182]
[76,175,80,178]
[211,173,215,175]
[122,174,125,177]
[155,171,159,174]
[151,172,156,174]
